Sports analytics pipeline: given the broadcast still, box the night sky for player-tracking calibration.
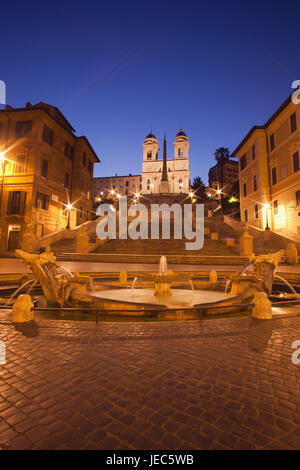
[1,1,299,184]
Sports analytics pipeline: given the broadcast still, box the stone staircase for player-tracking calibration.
[224,214,300,254]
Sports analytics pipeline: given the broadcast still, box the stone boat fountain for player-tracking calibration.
[14,248,290,319]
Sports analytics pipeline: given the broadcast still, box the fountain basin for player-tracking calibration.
[90,288,230,308]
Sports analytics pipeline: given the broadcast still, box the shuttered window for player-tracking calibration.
[7,191,26,215]
[15,121,32,138]
[43,125,54,146]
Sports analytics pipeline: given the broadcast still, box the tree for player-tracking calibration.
[191,176,207,199]
[214,147,231,207]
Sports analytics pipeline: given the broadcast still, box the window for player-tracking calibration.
[255,205,259,219]
[15,121,32,138]
[88,160,93,175]
[273,200,278,215]
[125,181,129,187]
[296,190,300,207]
[15,155,25,173]
[36,193,49,210]
[147,152,152,160]
[64,172,70,189]
[243,182,247,197]
[79,206,83,218]
[252,145,256,160]
[43,125,54,146]
[83,152,86,166]
[41,159,48,178]
[270,133,275,151]
[280,163,288,180]
[293,151,299,173]
[290,112,297,134]
[178,148,183,157]
[64,142,74,160]
[147,179,151,190]
[244,209,248,222]
[253,175,257,192]
[272,167,277,185]
[240,154,246,170]
[7,191,26,215]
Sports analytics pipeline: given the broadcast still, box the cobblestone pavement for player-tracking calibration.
[0,315,300,450]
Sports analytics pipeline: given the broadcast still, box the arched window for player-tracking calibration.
[147,179,151,190]
[147,152,152,160]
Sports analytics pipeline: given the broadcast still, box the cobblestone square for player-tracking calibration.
[0,315,300,449]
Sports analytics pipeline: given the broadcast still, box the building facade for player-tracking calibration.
[208,159,238,192]
[93,174,141,199]
[232,93,300,235]
[141,130,190,194]
[93,130,190,200]
[0,102,99,251]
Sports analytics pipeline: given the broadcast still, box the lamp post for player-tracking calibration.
[0,153,8,217]
[65,203,73,229]
[264,203,270,231]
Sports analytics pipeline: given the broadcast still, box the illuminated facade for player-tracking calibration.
[0,102,99,251]
[232,93,300,235]
[208,159,238,192]
[141,130,190,194]
[93,174,142,198]
[92,130,191,201]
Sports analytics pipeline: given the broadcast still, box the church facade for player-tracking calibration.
[141,130,190,194]
[93,130,190,199]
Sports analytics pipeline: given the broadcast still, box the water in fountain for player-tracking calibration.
[159,256,168,276]
[225,279,231,294]
[131,277,138,296]
[5,278,37,305]
[274,274,297,295]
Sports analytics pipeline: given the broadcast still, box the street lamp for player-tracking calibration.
[264,203,270,231]
[0,153,8,217]
[65,203,73,229]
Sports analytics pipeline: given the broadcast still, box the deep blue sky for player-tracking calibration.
[1,0,299,184]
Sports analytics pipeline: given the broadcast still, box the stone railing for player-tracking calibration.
[21,216,107,253]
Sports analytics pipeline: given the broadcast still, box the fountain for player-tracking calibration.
[13,248,297,319]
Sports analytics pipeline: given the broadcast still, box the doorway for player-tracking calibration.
[7,226,20,251]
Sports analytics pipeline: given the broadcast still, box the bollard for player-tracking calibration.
[252,292,272,320]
